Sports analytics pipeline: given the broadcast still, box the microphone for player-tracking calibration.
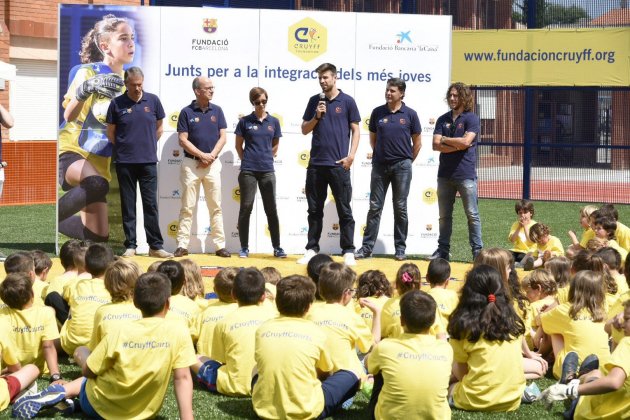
[318,92,326,119]
[0,161,6,168]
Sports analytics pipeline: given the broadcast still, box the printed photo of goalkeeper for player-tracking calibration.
[57,13,136,242]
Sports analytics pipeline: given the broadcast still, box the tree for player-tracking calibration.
[513,0,589,27]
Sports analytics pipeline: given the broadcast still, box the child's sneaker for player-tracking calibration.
[273,247,287,258]
[12,384,66,419]
[522,255,535,271]
[239,248,249,258]
[578,354,599,378]
[560,351,579,384]
[51,398,76,416]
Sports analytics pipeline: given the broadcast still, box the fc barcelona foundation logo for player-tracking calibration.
[203,18,218,34]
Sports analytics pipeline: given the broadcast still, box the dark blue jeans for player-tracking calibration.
[305,166,355,254]
[237,170,280,249]
[115,163,163,250]
[361,159,412,254]
[437,177,483,255]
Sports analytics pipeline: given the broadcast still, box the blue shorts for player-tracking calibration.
[197,359,223,392]
[79,378,104,419]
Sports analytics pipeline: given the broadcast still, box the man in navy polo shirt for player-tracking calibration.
[355,78,421,261]
[173,76,230,258]
[430,82,483,261]
[298,62,361,266]
[106,67,172,258]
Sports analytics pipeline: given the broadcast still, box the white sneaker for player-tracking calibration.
[344,252,356,266]
[121,248,136,258]
[297,249,317,265]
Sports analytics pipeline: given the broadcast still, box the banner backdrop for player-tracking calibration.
[452,28,630,87]
[58,5,451,255]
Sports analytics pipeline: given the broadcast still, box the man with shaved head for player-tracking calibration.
[173,77,230,258]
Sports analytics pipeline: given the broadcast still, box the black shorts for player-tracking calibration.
[58,152,85,191]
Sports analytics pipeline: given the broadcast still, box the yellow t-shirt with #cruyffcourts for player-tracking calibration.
[427,287,459,334]
[0,305,59,373]
[60,277,111,355]
[88,301,141,350]
[85,317,196,419]
[166,294,201,337]
[450,336,525,412]
[307,302,373,376]
[252,316,333,420]
[541,302,611,379]
[194,301,238,355]
[574,336,630,420]
[354,295,389,330]
[368,333,453,420]
[211,304,275,396]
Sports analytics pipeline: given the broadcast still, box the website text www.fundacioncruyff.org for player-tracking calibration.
[463,48,615,64]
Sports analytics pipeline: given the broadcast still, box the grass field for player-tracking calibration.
[0,200,628,418]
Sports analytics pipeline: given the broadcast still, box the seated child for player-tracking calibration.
[605,257,630,350]
[367,290,453,419]
[158,261,201,334]
[599,204,630,252]
[541,300,630,419]
[567,205,597,258]
[31,250,52,304]
[448,264,526,412]
[592,216,628,267]
[355,270,392,330]
[58,243,114,356]
[12,272,196,420]
[3,252,39,308]
[179,259,208,310]
[0,273,61,379]
[306,253,334,311]
[307,262,379,378]
[544,256,571,304]
[508,199,537,264]
[260,266,281,310]
[193,267,239,354]
[193,267,274,397]
[0,333,39,412]
[88,259,142,350]
[381,263,421,339]
[522,223,565,271]
[523,269,557,354]
[596,247,628,295]
[426,258,458,335]
[252,275,360,419]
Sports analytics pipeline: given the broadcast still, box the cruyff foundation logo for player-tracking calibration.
[232,186,241,202]
[298,150,310,169]
[288,18,327,62]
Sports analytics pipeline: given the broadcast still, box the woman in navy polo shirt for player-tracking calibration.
[234,87,286,258]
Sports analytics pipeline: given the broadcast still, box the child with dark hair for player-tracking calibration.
[13,272,196,420]
[2,252,44,308]
[307,262,379,388]
[426,258,458,335]
[193,267,238,355]
[381,263,421,339]
[88,259,142,350]
[596,247,628,295]
[508,199,537,263]
[540,270,611,380]
[158,260,200,334]
[592,217,628,267]
[447,264,526,411]
[252,275,360,419]
[599,203,630,251]
[193,267,274,396]
[522,223,564,271]
[367,290,453,419]
[0,273,62,381]
[306,253,333,304]
[58,243,114,356]
[355,270,391,330]
[31,250,52,305]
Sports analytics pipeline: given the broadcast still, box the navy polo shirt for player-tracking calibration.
[433,110,480,180]
[106,92,165,164]
[177,101,227,153]
[369,103,421,164]
[234,112,282,172]
[302,90,361,167]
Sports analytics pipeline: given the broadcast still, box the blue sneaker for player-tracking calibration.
[197,359,222,392]
[273,247,287,258]
[239,248,249,258]
[12,384,66,419]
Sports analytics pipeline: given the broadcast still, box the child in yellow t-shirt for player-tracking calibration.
[193,267,274,396]
[448,265,526,412]
[567,204,597,259]
[598,203,630,252]
[31,250,52,305]
[88,259,142,350]
[3,252,43,308]
[0,273,61,379]
[544,256,571,304]
[58,243,114,356]
[12,271,197,420]
[540,270,611,379]
[368,290,453,419]
[381,263,421,339]
[252,275,360,419]
[355,270,392,331]
[179,259,208,310]
[596,247,629,295]
[0,334,39,412]
[260,266,281,311]
[193,267,239,354]
[522,223,565,271]
[523,269,557,355]
[306,253,334,311]
[426,257,458,336]
[508,199,537,265]
[158,261,201,335]
[307,262,379,379]
[592,216,628,268]
[541,300,630,419]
